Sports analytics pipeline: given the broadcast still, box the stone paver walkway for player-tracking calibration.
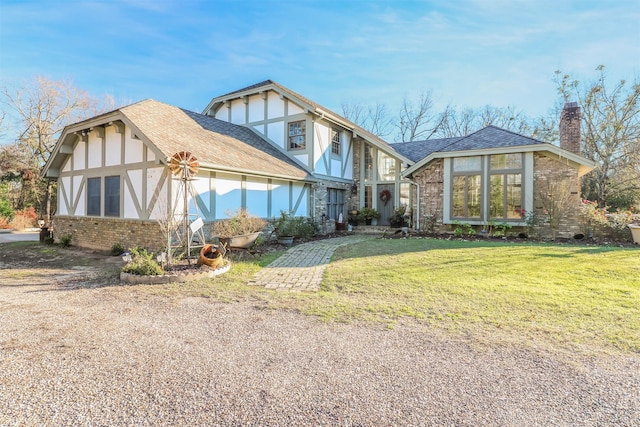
[248,235,376,292]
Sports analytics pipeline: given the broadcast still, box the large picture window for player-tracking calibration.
[452,156,481,219]
[87,177,101,216]
[489,154,522,220]
[104,175,120,217]
[288,120,306,150]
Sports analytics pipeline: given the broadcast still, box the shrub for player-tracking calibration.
[0,199,13,220]
[121,247,164,276]
[9,207,37,230]
[0,216,10,230]
[273,211,318,238]
[59,233,73,247]
[212,208,267,237]
[111,243,125,256]
[453,221,475,237]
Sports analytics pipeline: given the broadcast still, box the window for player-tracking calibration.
[288,120,306,150]
[331,128,341,156]
[364,145,373,182]
[104,175,120,217]
[452,156,481,219]
[452,175,481,218]
[87,177,101,216]
[364,184,373,208]
[378,152,396,181]
[489,154,523,220]
[327,189,345,221]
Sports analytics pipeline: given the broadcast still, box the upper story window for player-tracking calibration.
[364,145,373,182]
[331,128,341,156]
[378,152,396,181]
[288,120,306,150]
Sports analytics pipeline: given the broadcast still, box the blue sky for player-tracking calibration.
[1,0,639,125]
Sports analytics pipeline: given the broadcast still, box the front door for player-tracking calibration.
[377,184,394,226]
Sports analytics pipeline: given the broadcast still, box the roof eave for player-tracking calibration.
[198,161,316,182]
[401,143,596,178]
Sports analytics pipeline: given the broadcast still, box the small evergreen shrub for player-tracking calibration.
[111,243,125,256]
[121,248,164,276]
[59,233,73,247]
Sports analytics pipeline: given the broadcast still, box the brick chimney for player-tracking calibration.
[559,102,581,155]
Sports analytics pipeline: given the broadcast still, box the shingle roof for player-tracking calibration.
[391,137,462,162]
[391,126,543,161]
[120,99,311,180]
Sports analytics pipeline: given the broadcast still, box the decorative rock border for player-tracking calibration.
[120,263,231,285]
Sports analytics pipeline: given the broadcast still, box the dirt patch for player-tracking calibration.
[0,242,124,289]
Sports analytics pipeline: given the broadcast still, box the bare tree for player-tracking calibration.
[555,65,640,208]
[1,76,115,219]
[434,105,532,139]
[395,91,445,142]
[1,76,103,165]
[341,102,393,138]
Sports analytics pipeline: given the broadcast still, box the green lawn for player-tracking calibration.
[315,239,640,354]
[160,238,640,355]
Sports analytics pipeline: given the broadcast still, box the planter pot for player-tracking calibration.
[628,224,640,244]
[277,236,294,245]
[222,232,261,249]
[336,222,346,231]
[198,244,225,268]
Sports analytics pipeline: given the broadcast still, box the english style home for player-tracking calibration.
[42,81,594,250]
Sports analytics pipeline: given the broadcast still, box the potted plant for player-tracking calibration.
[273,211,297,245]
[388,206,409,228]
[211,208,267,249]
[359,207,380,225]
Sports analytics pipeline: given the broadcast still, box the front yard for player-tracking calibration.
[2,238,639,355]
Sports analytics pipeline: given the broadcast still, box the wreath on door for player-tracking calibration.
[379,189,391,206]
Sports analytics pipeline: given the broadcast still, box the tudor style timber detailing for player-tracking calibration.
[56,122,170,222]
[208,88,355,181]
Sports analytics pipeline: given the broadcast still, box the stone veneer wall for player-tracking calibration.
[411,159,444,231]
[533,153,584,238]
[53,216,166,251]
[312,180,356,234]
[409,155,585,237]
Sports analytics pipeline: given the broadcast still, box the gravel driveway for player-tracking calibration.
[1,257,638,426]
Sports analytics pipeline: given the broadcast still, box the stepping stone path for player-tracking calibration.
[248,235,376,292]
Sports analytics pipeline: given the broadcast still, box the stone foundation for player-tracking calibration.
[53,216,168,251]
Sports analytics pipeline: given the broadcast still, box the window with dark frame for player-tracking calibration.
[327,188,345,221]
[104,175,120,217]
[330,128,341,156]
[87,177,101,216]
[288,120,306,150]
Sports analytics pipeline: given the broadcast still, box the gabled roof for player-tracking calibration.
[42,99,313,181]
[204,80,413,165]
[400,125,595,177]
[392,137,462,162]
